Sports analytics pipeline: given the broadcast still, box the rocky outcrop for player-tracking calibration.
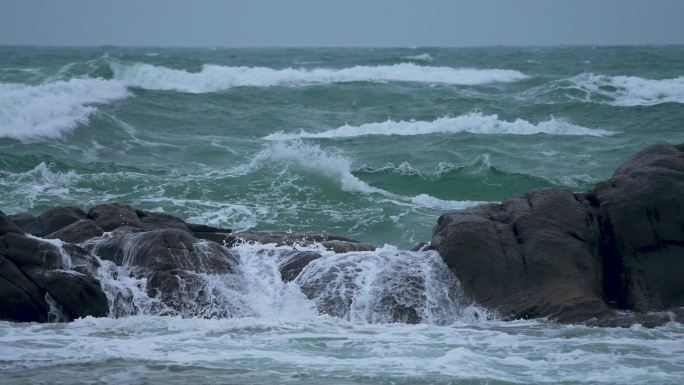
[0,214,108,322]
[432,143,684,325]
[0,203,371,323]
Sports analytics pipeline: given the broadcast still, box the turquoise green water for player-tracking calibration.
[1,46,684,384]
[2,46,684,247]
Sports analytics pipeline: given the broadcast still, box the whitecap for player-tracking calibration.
[0,78,129,140]
[264,112,614,140]
[403,53,434,62]
[569,73,684,106]
[109,62,528,93]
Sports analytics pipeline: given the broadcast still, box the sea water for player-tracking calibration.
[1,46,683,384]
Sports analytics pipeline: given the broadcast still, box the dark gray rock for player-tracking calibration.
[431,143,684,325]
[592,143,684,312]
[87,203,141,232]
[6,213,41,235]
[40,270,109,320]
[279,251,323,282]
[432,188,608,323]
[235,231,375,253]
[0,211,26,236]
[320,240,376,253]
[0,255,48,322]
[137,211,190,231]
[0,232,63,273]
[45,219,104,244]
[38,206,87,235]
[92,228,238,274]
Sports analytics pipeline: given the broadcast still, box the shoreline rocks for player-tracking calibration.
[0,202,377,323]
[431,143,684,326]
[0,143,682,326]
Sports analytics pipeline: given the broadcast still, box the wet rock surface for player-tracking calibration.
[432,143,684,325]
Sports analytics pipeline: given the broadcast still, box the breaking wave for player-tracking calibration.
[109,62,528,93]
[569,73,684,106]
[264,112,614,140]
[239,140,484,210]
[0,78,129,141]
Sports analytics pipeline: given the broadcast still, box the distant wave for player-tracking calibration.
[263,112,614,140]
[402,53,434,62]
[109,62,528,93]
[569,73,684,106]
[0,79,129,141]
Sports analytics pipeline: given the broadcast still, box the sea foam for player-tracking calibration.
[570,73,684,106]
[0,78,129,140]
[110,62,528,93]
[264,112,614,140]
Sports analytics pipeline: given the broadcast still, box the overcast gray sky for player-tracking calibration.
[2,0,683,47]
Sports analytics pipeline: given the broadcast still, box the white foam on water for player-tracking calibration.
[403,53,434,62]
[0,315,681,384]
[109,62,528,93]
[0,78,130,140]
[295,245,475,325]
[264,112,614,140]
[0,162,83,211]
[569,73,684,106]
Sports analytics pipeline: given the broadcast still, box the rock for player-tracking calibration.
[410,242,430,252]
[146,269,238,318]
[0,232,63,274]
[6,213,41,235]
[92,228,238,274]
[431,143,684,324]
[279,251,323,282]
[0,211,25,236]
[38,206,87,235]
[137,211,190,231]
[0,255,48,322]
[234,231,375,252]
[592,143,684,312]
[432,188,608,322]
[87,203,141,232]
[320,240,376,253]
[193,231,236,246]
[40,270,109,320]
[45,219,104,243]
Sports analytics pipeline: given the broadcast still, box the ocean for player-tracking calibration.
[1,46,683,384]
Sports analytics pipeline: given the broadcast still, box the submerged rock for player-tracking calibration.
[234,231,376,252]
[432,143,684,325]
[92,228,238,274]
[279,251,323,282]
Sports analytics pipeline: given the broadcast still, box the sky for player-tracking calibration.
[1,0,683,47]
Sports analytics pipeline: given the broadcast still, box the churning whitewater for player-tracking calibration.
[1,46,684,384]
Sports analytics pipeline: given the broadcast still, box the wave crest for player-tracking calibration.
[110,62,528,93]
[569,73,684,106]
[241,140,484,210]
[264,112,614,140]
[0,79,129,141]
